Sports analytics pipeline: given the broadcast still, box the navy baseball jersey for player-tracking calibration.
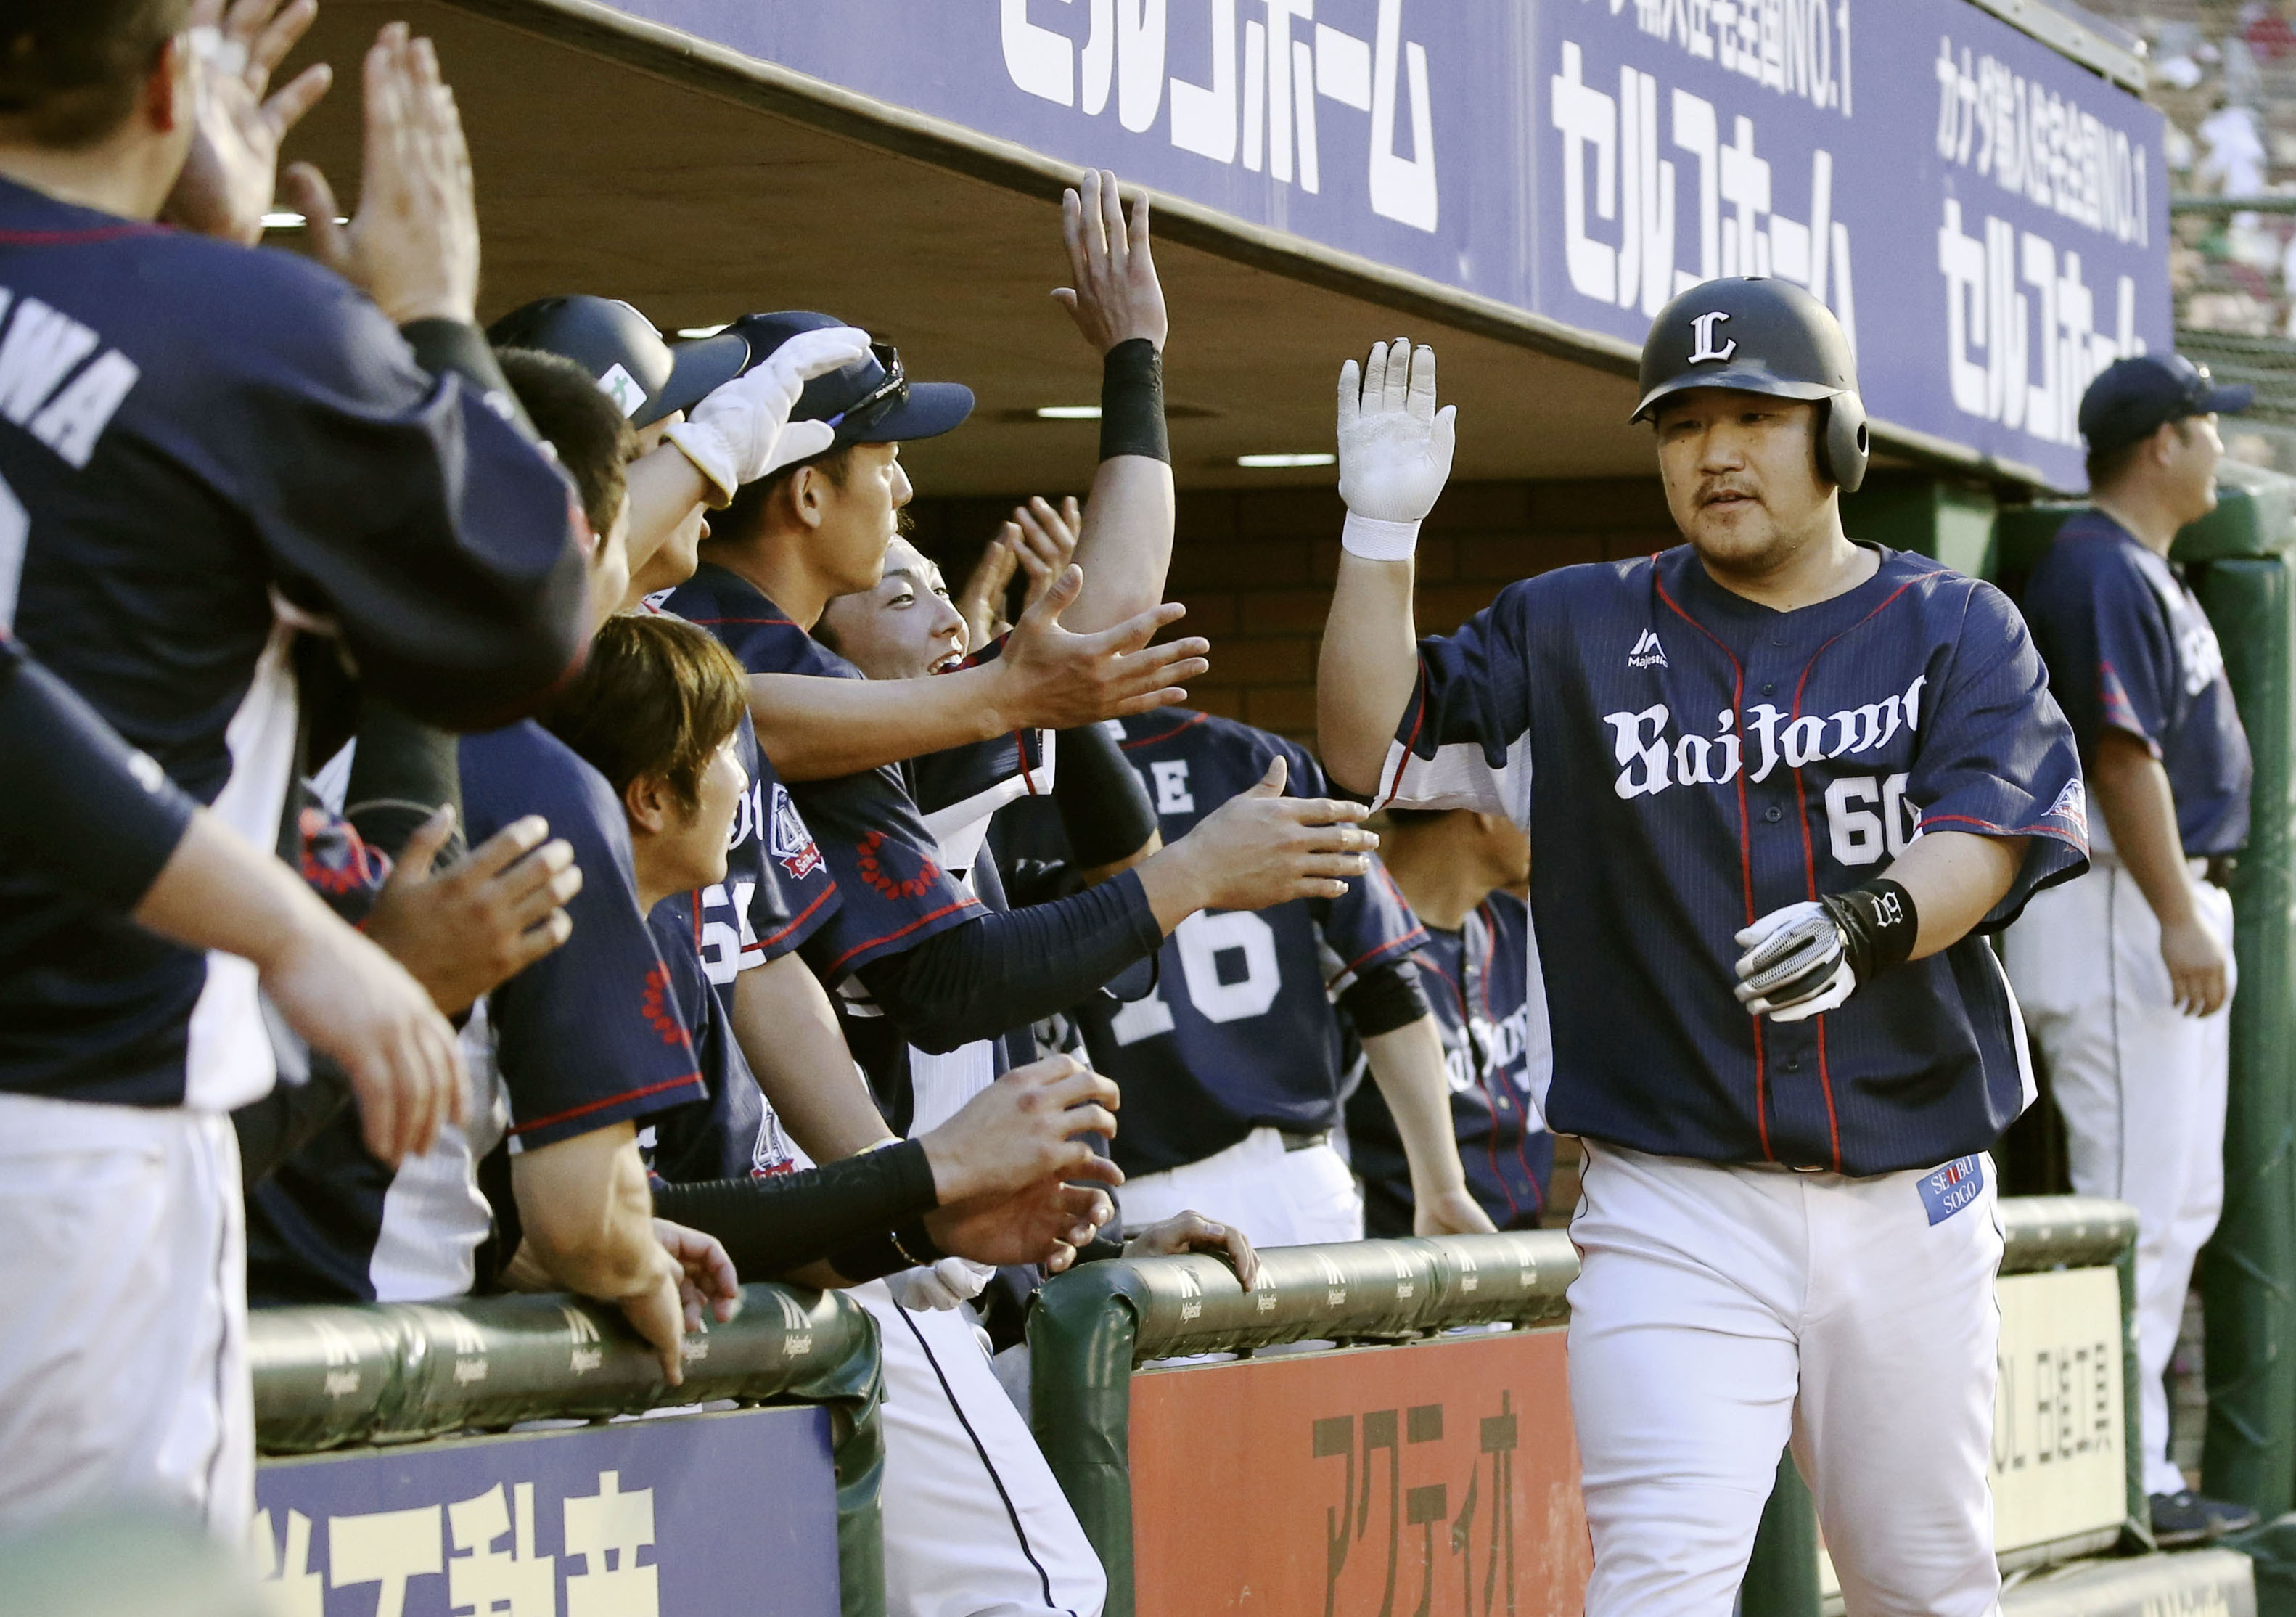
[696,713,841,983]
[664,562,1045,980]
[1347,892,1554,1234]
[641,896,797,1185]
[2020,510,2252,856]
[1384,545,2086,1176]
[246,721,706,1305]
[0,629,194,912]
[0,176,585,1115]
[1071,711,1426,1176]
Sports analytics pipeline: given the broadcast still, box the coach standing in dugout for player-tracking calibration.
[2005,355,2260,1546]
[0,0,588,1539]
[1319,281,2089,1616]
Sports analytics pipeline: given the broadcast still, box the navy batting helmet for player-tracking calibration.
[1631,277,1868,493]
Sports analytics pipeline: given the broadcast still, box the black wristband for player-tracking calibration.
[827,1216,946,1285]
[1099,338,1168,464]
[400,319,537,438]
[1821,878,1919,984]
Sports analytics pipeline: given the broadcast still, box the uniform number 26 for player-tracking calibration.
[1824,773,1921,867]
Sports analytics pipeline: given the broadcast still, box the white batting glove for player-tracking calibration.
[665,325,872,507]
[1732,901,1856,1023]
[886,1256,996,1311]
[1335,338,1456,561]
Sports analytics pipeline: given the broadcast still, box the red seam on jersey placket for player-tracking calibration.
[1018,730,1043,794]
[509,1071,703,1137]
[825,896,984,975]
[1657,574,1772,1160]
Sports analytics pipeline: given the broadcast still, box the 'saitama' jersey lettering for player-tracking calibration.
[1387,544,2088,1177]
[1606,672,1930,798]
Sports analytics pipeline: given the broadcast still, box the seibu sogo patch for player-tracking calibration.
[1918,1155,1985,1226]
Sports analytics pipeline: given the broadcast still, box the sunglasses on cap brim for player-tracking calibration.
[823,343,907,435]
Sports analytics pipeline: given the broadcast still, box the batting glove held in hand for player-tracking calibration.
[886,1256,996,1312]
[665,325,872,507]
[1732,879,1919,1023]
[1336,337,1456,560]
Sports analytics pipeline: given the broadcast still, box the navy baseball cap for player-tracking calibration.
[485,295,743,427]
[665,310,974,445]
[2079,353,2253,456]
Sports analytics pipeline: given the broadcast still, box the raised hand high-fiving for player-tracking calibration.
[1337,338,1456,546]
[164,0,335,245]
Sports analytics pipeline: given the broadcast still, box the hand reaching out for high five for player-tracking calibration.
[1054,169,1167,354]
[163,0,334,245]
[954,496,1083,652]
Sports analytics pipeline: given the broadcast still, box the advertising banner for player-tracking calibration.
[1989,1264,2127,1555]
[596,0,2168,490]
[1123,1327,1587,1617]
[249,1406,840,1617]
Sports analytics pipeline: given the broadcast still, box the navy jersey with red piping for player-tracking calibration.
[1345,893,1552,1234]
[2019,510,2251,856]
[0,177,584,1114]
[462,722,706,1149]
[694,713,840,984]
[247,721,705,1305]
[1382,544,2087,1176]
[641,896,798,1185]
[0,629,194,912]
[1070,710,1427,1176]
[663,562,985,978]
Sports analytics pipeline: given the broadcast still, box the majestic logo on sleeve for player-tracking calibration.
[1686,311,1737,364]
[1628,629,1668,669]
[1605,674,1929,798]
[2046,777,2088,840]
[767,783,824,880]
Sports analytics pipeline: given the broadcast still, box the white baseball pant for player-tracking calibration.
[0,1092,252,1540]
[858,1280,1107,1617]
[1567,1142,2003,1617]
[1115,1126,1362,1248]
[2004,858,2234,1497]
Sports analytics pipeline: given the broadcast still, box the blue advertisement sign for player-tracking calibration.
[600,0,2168,490]
[249,1406,837,1616]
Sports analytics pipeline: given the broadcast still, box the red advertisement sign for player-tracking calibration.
[1126,1327,1588,1617]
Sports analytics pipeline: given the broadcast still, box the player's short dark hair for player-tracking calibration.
[711,442,858,549]
[541,613,749,816]
[494,347,637,541]
[0,0,190,147]
[2085,416,2188,492]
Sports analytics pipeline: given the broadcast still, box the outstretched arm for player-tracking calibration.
[1318,340,1458,795]
[1054,170,1177,634]
[748,567,1206,782]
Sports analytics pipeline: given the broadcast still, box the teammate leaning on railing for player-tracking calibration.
[1317,281,2088,1616]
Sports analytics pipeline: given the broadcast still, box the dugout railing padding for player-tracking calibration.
[248,1282,884,1617]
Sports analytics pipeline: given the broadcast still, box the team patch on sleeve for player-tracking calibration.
[770,783,824,880]
[1917,1155,1985,1226]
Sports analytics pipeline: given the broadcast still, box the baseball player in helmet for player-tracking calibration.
[1319,278,2088,1616]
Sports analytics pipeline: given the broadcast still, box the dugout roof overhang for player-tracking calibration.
[276,0,2083,498]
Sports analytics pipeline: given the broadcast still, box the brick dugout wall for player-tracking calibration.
[909,475,1681,748]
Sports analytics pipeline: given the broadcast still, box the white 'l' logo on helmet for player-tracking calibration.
[1687,311,1737,364]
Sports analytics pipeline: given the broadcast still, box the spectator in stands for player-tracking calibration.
[1345,809,1553,1235]
[2006,353,2260,1544]
[0,0,589,1536]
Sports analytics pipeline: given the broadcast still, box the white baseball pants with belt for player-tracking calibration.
[1567,1142,2004,1617]
[1114,1125,1363,1248]
[2004,856,2234,1497]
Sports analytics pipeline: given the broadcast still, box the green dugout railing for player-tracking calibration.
[250,1283,885,1617]
[1998,466,2296,1519]
[1030,1229,1576,1617]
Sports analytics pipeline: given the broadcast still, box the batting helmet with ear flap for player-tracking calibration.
[1631,277,1869,493]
